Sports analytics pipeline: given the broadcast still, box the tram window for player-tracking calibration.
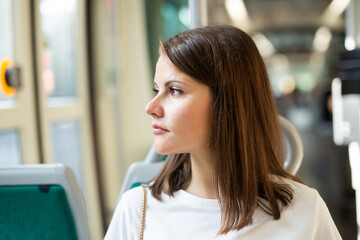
[51,120,85,191]
[145,0,189,76]
[0,130,22,165]
[40,0,77,100]
[0,0,15,102]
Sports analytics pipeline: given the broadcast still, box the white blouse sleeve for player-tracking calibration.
[104,187,143,240]
[312,191,342,240]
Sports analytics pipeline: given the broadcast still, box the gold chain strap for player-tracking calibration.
[140,184,146,240]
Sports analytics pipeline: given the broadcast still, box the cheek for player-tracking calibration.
[171,101,211,142]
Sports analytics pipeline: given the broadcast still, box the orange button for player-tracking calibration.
[0,58,16,97]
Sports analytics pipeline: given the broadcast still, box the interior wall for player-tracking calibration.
[93,0,154,225]
[116,0,153,174]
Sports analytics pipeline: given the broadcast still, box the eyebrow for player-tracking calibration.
[153,80,188,87]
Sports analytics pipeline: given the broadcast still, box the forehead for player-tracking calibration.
[155,56,181,78]
[154,56,198,86]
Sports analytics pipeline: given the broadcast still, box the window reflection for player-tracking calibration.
[51,120,85,191]
[0,130,22,165]
[40,0,77,99]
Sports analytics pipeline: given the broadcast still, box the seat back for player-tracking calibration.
[279,115,303,174]
[119,115,303,198]
[0,164,92,240]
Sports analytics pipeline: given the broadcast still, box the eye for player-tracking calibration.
[152,88,159,94]
[170,87,183,96]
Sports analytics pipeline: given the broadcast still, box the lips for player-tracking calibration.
[152,123,169,135]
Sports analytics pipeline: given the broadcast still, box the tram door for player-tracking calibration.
[0,0,103,238]
[0,1,39,164]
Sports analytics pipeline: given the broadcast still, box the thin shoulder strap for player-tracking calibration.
[140,184,146,240]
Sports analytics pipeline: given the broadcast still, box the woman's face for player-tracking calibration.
[145,56,212,155]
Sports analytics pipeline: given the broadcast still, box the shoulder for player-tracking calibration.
[280,177,321,203]
[115,185,147,219]
[279,178,341,239]
[120,185,145,206]
[281,178,327,213]
[104,186,145,240]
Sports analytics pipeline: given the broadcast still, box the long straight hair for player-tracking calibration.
[150,25,298,234]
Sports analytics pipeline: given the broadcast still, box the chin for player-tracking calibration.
[153,144,171,155]
[154,142,182,155]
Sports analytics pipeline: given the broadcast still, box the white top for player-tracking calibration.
[105,178,342,240]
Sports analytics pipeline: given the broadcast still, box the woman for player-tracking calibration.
[105,25,341,239]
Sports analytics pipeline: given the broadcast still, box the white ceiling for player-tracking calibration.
[205,0,345,57]
[207,0,344,32]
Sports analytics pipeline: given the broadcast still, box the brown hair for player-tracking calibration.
[150,25,298,234]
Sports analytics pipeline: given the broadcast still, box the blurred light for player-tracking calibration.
[179,6,190,28]
[288,107,314,130]
[331,78,343,145]
[278,75,296,94]
[42,50,52,68]
[225,0,250,27]
[270,54,289,71]
[309,52,325,68]
[43,69,55,95]
[349,141,360,190]
[321,0,350,25]
[252,33,275,58]
[42,56,52,68]
[313,26,332,53]
[345,36,356,51]
[296,72,315,92]
[40,0,76,16]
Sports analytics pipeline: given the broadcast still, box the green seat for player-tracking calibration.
[0,185,77,240]
[0,164,92,240]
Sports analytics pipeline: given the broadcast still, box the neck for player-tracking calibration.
[184,149,217,199]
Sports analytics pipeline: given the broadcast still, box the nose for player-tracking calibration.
[145,96,164,118]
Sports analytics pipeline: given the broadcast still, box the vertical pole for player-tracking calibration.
[346,0,360,49]
[355,0,360,47]
[346,1,360,239]
[357,190,360,240]
[349,141,360,240]
[188,0,208,29]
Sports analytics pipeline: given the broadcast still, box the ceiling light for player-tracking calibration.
[252,33,275,58]
[225,0,250,28]
[321,0,350,25]
[345,36,356,51]
[313,26,332,53]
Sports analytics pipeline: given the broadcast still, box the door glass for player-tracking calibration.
[40,0,78,101]
[51,120,85,191]
[0,130,22,165]
[0,0,16,103]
